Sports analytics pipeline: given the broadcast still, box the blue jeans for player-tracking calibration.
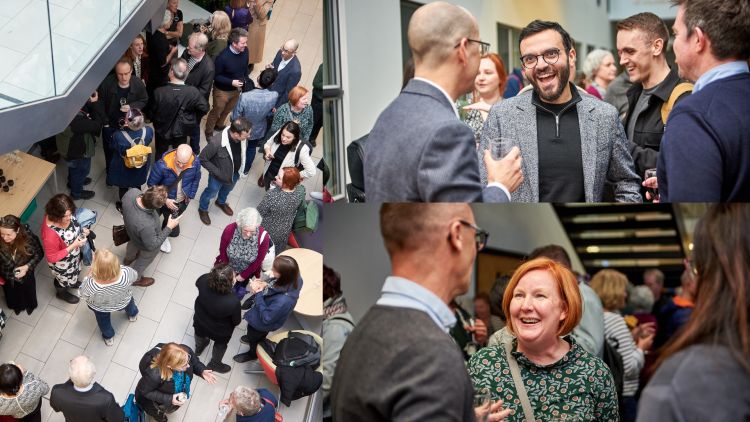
[91,297,138,339]
[66,157,91,197]
[244,138,260,174]
[199,173,238,212]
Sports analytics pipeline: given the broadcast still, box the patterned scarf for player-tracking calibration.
[324,295,348,319]
[227,227,258,274]
[172,371,191,398]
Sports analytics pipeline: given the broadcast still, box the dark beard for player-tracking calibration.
[532,58,570,102]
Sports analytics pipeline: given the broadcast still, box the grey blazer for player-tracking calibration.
[364,79,508,203]
[480,90,642,202]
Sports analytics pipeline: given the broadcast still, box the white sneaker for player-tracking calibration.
[160,238,172,253]
[104,337,114,346]
[129,314,138,322]
[310,191,324,200]
[240,172,249,179]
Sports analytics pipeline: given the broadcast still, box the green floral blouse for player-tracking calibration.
[467,337,619,422]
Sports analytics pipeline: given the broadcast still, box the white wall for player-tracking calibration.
[324,203,583,322]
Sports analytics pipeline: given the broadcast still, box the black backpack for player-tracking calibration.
[271,332,321,368]
[602,337,625,407]
[346,133,368,202]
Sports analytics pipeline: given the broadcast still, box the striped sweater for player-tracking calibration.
[603,311,645,397]
[80,266,138,312]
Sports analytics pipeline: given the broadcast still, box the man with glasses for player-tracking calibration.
[267,39,302,109]
[197,117,251,225]
[481,20,641,203]
[364,1,523,203]
[147,144,202,252]
[332,203,509,422]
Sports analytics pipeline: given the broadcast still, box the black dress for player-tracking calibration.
[0,227,43,315]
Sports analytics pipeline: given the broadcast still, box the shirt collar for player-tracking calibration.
[229,45,241,55]
[73,383,94,393]
[376,276,456,333]
[693,60,749,93]
[413,77,459,119]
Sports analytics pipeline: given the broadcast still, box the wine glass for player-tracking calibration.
[473,387,491,422]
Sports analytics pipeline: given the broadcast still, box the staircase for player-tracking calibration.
[554,204,687,287]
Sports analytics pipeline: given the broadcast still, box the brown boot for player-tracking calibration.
[215,201,233,216]
[199,210,211,225]
[132,277,155,287]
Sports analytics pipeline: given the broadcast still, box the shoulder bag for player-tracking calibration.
[503,340,536,422]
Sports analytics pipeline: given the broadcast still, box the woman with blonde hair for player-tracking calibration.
[79,249,139,346]
[207,10,231,60]
[135,342,217,421]
[590,269,655,422]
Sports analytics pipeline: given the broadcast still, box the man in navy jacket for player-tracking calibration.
[655,0,750,201]
[267,39,302,109]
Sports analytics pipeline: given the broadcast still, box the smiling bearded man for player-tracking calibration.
[479,20,642,203]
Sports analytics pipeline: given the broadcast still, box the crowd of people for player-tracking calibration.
[364,0,750,202]
[327,203,750,422]
[1,1,322,420]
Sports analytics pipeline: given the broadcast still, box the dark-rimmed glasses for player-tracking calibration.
[455,38,491,56]
[458,220,489,251]
[520,48,561,69]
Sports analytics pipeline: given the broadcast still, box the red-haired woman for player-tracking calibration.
[257,167,305,253]
[468,258,618,421]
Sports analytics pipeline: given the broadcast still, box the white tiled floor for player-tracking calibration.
[0,0,323,420]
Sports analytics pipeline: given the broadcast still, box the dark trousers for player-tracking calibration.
[242,325,270,360]
[102,126,117,178]
[155,133,188,161]
[118,187,129,201]
[194,335,228,366]
[311,95,323,145]
[243,138,260,175]
[136,395,176,422]
[91,297,138,339]
[2,274,38,315]
[189,113,205,154]
[158,201,186,237]
[66,157,91,197]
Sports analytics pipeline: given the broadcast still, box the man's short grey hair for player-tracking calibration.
[189,32,209,51]
[68,356,96,388]
[162,9,174,28]
[171,58,188,81]
[232,386,261,416]
[236,207,262,229]
[582,49,611,79]
[628,285,655,313]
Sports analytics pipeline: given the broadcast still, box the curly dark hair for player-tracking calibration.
[208,262,235,295]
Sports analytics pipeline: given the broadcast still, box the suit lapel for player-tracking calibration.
[514,98,540,202]
[578,101,598,202]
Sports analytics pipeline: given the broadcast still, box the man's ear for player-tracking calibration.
[447,220,465,252]
[652,37,665,57]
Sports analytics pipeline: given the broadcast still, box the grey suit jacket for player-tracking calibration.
[480,89,641,202]
[364,79,508,203]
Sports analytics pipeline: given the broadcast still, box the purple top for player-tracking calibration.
[225,5,252,30]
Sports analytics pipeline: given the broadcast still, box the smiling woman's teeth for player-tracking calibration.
[521,318,540,324]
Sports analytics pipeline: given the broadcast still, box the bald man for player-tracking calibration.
[364,2,522,203]
[331,204,510,422]
[268,38,302,108]
[147,143,202,252]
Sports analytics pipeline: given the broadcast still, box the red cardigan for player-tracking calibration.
[215,223,270,280]
[40,215,70,264]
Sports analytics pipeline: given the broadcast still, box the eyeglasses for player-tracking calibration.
[458,220,489,251]
[455,38,490,56]
[520,48,561,69]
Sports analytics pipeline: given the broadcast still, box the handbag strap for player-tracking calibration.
[503,341,536,422]
[168,168,187,191]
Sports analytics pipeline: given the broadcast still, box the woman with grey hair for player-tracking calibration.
[107,108,154,212]
[215,207,273,302]
[218,385,279,420]
[583,49,617,99]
